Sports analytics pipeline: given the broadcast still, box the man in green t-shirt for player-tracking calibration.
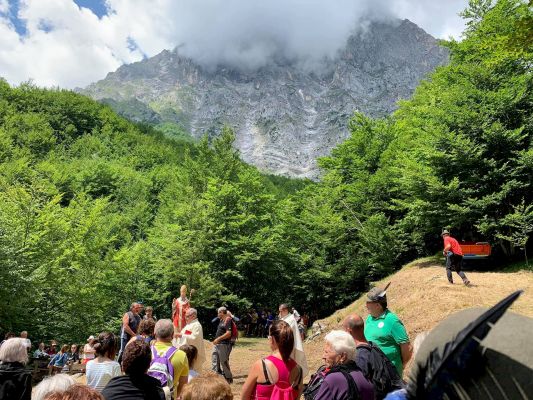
[364,283,412,376]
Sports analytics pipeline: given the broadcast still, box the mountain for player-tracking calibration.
[82,19,448,178]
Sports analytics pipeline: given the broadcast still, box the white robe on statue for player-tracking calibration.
[281,312,309,377]
[172,318,206,371]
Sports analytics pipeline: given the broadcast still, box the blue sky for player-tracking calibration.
[4,0,107,35]
[0,0,468,89]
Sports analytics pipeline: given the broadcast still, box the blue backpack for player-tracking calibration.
[147,345,178,389]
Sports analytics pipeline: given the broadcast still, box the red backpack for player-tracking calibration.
[230,319,238,343]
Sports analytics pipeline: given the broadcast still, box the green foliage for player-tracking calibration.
[1,0,531,342]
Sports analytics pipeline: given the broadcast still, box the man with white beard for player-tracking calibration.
[173,308,206,371]
[279,303,308,377]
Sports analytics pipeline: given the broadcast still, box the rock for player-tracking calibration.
[81,19,448,179]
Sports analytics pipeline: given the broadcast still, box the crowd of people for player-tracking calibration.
[0,277,531,400]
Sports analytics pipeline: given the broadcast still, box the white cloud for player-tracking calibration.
[0,0,468,89]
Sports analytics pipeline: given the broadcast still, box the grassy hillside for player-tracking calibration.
[304,257,533,376]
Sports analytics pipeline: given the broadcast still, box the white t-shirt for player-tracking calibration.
[86,359,121,392]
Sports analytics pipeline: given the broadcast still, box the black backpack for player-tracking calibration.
[302,365,327,400]
[303,363,361,400]
[359,342,405,399]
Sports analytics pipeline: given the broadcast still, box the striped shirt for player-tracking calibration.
[86,359,122,392]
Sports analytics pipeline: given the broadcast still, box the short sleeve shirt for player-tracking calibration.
[153,342,189,390]
[215,318,232,344]
[444,236,463,256]
[364,310,409,376]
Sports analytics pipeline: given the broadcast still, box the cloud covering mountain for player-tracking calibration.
[0,0,467,88]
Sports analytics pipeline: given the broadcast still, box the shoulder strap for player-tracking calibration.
[150,345,158,358]
[164,346,178,358]
[339,370,360,400]
[261,358,272,385]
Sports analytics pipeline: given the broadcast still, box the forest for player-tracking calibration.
[0,0,531,343]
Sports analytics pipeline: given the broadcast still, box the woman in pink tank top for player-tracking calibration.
[241,320,303,400]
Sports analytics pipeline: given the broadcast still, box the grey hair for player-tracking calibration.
[0,338,29,364]
[154,319,174,340]
[33,374,75,400]
[187,308,197,317]
[217,307,227,314]
[324,330,357,361]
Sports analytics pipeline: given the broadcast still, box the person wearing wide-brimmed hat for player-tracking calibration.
[364,283,412,377]
[441,229,470,286]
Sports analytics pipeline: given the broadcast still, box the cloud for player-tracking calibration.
[0,0,468,89]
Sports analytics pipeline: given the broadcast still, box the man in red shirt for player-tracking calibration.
[442,230,471,286]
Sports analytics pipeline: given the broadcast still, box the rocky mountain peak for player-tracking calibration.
[82,19,448,179]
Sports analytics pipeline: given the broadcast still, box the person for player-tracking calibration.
[264,311,274,338]
[33,374,76,400]
[34,342,50,359]
[279,303,309,377]
[172,285,190,334]
[86,332,121,392]
[313,330,374,400]
[144,306,157,322]
[42,384,104,400]
[181,372,233,400]
[241,320,303,400]
[48,345,70,375]
[0,332,16,348]
[118,302,143,363]
[62,344,80,373]
[19,331,31,349]
[343,313,404,399]
[212,307,234,383]
[47,341,58,356]
[102,339,165,400]
[83,336,97,366]
[179,344,199,382]
[150,319,189,399]
[0,337,32,400]
[389,291,532,400]
[129,318,156,346]
[173,307,206,371]
[364,284,412,377]
[441,230,471,286]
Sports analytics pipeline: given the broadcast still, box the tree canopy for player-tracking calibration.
[0,0,531,343]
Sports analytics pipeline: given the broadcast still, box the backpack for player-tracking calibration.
[361,343,405,400]
[303,363,361,400]
[147,345,178,389]
[302,366,327,400]
[230,319,238,343]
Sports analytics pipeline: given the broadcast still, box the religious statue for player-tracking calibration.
[172,285,190,332]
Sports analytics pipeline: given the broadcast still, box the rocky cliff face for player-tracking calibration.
[82,19,448,178]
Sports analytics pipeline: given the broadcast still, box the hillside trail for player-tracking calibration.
[202,258,533,397]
